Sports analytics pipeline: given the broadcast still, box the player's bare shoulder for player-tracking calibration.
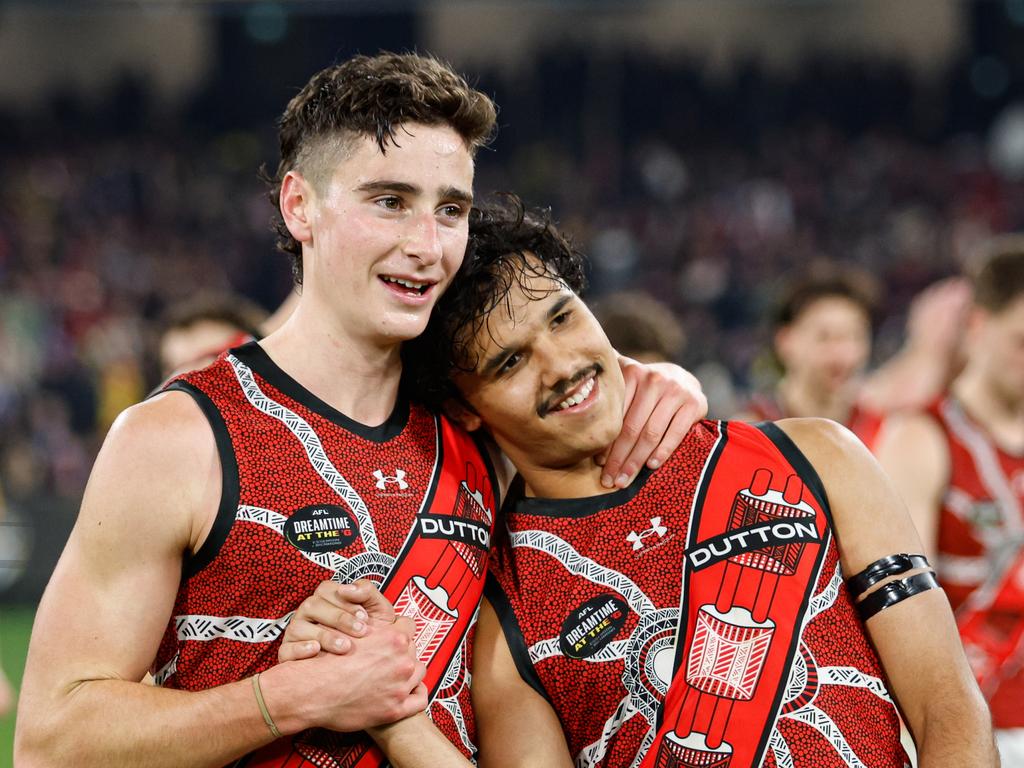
[81,389,221,553]
[771,416,865,465]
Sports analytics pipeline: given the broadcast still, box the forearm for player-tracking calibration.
[914,691,999,768]
[368,713,473,768]
[16,676,276,768]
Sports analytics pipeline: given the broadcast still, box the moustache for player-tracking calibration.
[537,363,603,418]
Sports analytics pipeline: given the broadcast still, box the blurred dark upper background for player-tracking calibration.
[2,0,1024,601]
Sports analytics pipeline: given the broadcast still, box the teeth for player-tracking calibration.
[383,276,428,291]
[557,376,595,411]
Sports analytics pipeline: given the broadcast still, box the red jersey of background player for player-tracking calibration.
[155,341,497,767]
[742,392,883,449]
[487,419,908,768]
[925,395,1024,728]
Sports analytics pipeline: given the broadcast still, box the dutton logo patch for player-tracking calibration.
[559,595,629,660]
[284,504,359,553]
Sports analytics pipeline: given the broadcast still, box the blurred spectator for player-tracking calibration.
[591,291,686,364]
[734,264,880,436]
[156,293,268,382]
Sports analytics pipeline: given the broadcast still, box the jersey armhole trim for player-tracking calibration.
[754,421,834,527]
[483,575,554,705]
[164,381,240,581]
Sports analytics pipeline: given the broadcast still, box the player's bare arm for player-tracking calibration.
[15,393,426,768]
[872,411,950,559]
[472,599,573,768]
[779,418,996,767]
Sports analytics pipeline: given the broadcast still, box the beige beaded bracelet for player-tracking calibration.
[251,672,283,739]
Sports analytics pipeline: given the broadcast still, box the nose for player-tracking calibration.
[402,211,443,266]
[536,336,579,390]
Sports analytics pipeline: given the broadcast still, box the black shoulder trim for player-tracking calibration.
[754,421,833,527]
[165,381,240,580]
[484,575,553,704]
[230,341,409,443]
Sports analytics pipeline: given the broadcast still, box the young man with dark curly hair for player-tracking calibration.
[16,55,704,768]
[284,197,996,767]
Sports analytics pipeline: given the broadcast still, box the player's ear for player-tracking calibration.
[280,170,314,245]
[773,326,793,362]
[443,398,482,432]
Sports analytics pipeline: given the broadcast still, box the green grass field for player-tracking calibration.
[1,605,34,768]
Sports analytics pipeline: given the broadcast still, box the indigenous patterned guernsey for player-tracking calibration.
[926,396,1024,729]
[152,342,498,767]
[487,420,908,768]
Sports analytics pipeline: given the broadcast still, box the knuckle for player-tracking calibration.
[642,425,662,442]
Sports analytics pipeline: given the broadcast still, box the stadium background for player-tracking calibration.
[2,0,1024,760]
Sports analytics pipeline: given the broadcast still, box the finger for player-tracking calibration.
[315,627,354,655]
[601,379,661,488]
[310,581,371,623]
[392,616,417,643]
[646,404,702,470]
[400,681,430,719]
[347,579,397,623]
[298,596,370,637]
[278,639,321,663]
[611,395,682,488]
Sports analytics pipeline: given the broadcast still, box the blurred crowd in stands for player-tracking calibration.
[2,47,1024,599]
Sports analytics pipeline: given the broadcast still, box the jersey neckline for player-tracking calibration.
[228,340,410,443]
[505,465,655,519]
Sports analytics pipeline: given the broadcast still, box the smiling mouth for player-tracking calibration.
[380,275,432,295]
[540,365,602,416]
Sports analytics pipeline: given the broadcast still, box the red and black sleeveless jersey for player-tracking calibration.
[488,420,907,768]
[925,396,1024,728]
[153,342,498,767]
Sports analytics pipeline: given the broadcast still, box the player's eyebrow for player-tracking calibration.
[355,181,473,206]
[439,185,474,206]
[355,180,419,195]
[478,294,572,376]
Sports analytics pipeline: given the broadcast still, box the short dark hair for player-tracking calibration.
[972,235,1024,313]
[265,52,497,284]
[591,292,685,362]
[774,265,879,330]
[158,293,267,339]
[403,195,585,410]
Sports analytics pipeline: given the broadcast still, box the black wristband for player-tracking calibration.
[856,571,941,622]
[846,553,931,599]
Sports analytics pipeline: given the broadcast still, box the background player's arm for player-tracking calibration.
[872,412,950,558]
[15,393,426,768]
[779,418,996,768]
[858,277,969,414]
[472,599,574,768]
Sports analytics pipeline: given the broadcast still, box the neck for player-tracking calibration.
[259,298,403,426]
[514,453,619,500]
[953,367,1024,451]
[777,375,855,424]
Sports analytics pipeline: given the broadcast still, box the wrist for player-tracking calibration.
[254,662,310,735]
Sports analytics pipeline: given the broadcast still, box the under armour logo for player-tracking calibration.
[373,469,409,490]
[627,517,668,550]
